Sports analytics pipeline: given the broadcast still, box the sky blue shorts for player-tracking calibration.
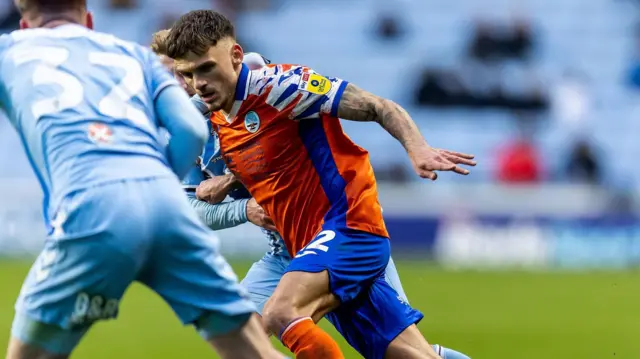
[12,177,255,354]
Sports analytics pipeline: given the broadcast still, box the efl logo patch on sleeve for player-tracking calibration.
[298,72,332,95]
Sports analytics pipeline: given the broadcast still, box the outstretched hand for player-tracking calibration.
[409,147,476,181]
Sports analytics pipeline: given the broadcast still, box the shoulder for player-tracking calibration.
[209,111,227,126]
[80,28,140,51]
[0,33,13,58]
[0,33,13,47]
[248,64,310,97]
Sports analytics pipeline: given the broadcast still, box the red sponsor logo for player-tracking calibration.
[88,123,113,144]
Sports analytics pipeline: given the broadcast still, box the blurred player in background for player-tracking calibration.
[152,29,279,245]
[1,1,285,358]
[152,29,196,97]
[167,10,475,359]
[151,29,471,359]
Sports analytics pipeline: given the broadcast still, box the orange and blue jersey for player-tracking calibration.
[213,63,425,359]
[211,63,389,257]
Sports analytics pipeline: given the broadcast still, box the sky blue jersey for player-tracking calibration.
[0,24,202,233]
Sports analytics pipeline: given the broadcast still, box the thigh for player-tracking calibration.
[325,277,424,359]
[9,318,83,358]
[285,225,392,303]
[240,253,290,315]
[385,325,441,359]
[142,194,256,337]
[262,269,338,335]
[13,235,138,354]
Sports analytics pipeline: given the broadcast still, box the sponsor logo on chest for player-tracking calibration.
[244,111,261,133]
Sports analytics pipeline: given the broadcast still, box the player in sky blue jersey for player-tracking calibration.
[2,1,285,359]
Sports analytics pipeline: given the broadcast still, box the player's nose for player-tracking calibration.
[193,77,208,92]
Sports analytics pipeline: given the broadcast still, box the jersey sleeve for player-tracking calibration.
[146,50,179,100]
[264,65,348,120]
[0,34,14,110]
[188,197,249,230]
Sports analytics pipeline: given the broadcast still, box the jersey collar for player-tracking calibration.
[235,63,251,101]
[225,63,251,122]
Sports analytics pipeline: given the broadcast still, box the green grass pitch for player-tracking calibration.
[0,259,639,358]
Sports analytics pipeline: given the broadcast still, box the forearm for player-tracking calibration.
[337,83,428,152]
[188,197,249,230]
[155,86,208,178]
[196,174,238,204]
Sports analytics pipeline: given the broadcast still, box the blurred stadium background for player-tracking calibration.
[2,0,640,357]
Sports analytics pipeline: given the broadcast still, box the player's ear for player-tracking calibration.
[19,18,28,30]
[85,12,94,30]
[231,43,244,69]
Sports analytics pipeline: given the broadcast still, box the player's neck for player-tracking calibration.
[221,98,234,115]
[39,14,83,29]
[40,20,76,29]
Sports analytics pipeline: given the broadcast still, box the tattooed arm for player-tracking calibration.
[336,83,476,179]
[337,83,427,153]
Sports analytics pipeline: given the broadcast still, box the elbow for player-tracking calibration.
[369,96,393,124]
[377,97,397,113]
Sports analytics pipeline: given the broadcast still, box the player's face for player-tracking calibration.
[159,55,196,97]
[175,72,196,97]
[174,38,243,113]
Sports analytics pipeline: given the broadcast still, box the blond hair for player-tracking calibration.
[151,29,170,55]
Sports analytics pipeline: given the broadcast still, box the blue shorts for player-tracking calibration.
[284,224,424,359]
[241,252,409,315]
[12,177,255,354]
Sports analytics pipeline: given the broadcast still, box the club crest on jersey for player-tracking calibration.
[244,111,260,133]
[88,123,112,144]
[298,72,331,95]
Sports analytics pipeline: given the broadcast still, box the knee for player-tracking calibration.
[7,337,69,359]
[9,315,80,359]
[261,296,297,336]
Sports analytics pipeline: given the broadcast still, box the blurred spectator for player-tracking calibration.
[468,20,500,62]
[110,0,137,9]
[496,117,542,183]
[375,14,403,40]
[565,140,602,184]
[502,19,534,61]
[415,16,545,113]
[414,65,548,112]
[0,1,19,33]
[468,18,534,63]
[372,0,406,41]
[414,68,467,107]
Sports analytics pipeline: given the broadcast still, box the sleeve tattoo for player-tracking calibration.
[336,83,427,151]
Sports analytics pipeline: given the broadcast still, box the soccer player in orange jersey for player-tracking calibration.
[167,10,476,359]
